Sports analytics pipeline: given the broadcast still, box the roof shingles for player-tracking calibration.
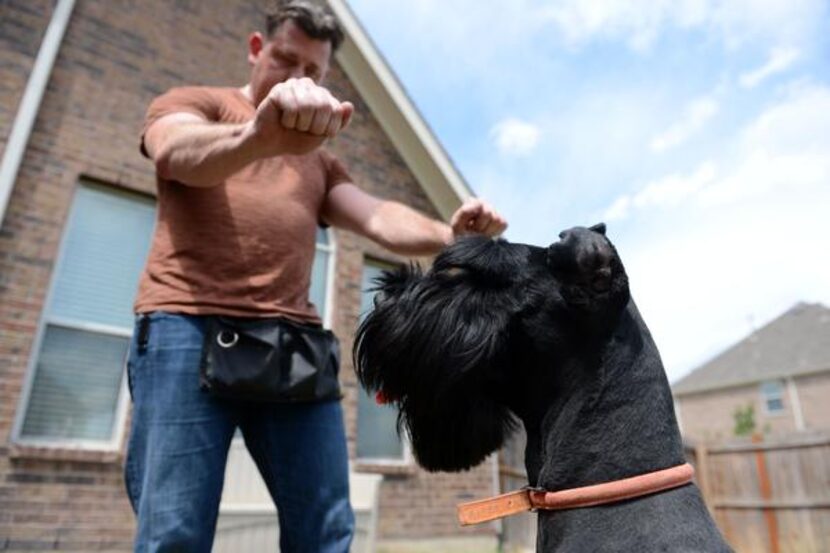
[672,303,830,396]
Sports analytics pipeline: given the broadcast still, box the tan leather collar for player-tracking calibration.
[457,463,694,526]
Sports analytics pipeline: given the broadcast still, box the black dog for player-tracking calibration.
[354,224,731,551]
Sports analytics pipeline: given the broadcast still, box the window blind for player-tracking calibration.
[19,184,155,443]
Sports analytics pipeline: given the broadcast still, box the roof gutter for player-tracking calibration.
[0,0,77,228]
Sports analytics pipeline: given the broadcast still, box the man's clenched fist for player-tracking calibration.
[250,77,354,156]
[451,198,508,239]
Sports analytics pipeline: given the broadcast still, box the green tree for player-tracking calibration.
[733,403,756,437]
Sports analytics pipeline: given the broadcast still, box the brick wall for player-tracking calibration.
[675,372,830,442]
[0,0,493,549]
[0,0,52,154]
[677,384,796,442]
[787,372,830,432]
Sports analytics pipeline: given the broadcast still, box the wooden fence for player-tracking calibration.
[499,431,830,552]
[686,432,830,553]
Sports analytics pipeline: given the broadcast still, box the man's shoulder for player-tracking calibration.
[315,148,352,190]
[146,86,247,125]
[155,85,238,103]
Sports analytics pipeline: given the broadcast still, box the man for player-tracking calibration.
[125,2,507,552]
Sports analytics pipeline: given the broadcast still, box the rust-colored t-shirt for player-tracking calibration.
[134,86,351,323]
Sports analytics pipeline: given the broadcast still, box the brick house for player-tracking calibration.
[0,1,498,550]
[672,303,830,443]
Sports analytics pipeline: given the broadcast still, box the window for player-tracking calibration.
[761,380,785,414]
[14,183,155,447]
[309,227,335,326]
[355,260,409,463]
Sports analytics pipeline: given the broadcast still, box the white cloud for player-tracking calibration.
[541,0,825,51]
[608,83,830,221]
[650,97,720,152]
[708,0,825,49]
[601,82,830,380]
[603,161,717,221]
[740,81,830,153]
[739,47,800,88]
[541,0,701,52]
[348,0,559,90]
[490,118,542,157]
[626,197,830,382]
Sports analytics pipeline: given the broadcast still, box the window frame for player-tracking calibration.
[354,257,413,467]
[11,183,148,452]
[315,227,337,329]
[760,379,786,416]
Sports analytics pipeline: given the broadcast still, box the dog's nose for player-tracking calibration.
[578,239,612,271]
[549,227,614,289]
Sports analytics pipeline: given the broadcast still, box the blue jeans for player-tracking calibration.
[124,312,354,553]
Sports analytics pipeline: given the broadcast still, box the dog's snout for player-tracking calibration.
[549,227,615,285]
[579,240,612,271]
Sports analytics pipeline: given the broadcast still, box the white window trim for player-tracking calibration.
[11,184,133,452]
[47,316,133,338]
[316,227,337,330]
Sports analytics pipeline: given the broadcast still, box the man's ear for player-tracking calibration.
[248,32,265,66]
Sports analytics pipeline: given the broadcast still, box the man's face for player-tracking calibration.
[248,19,333,105]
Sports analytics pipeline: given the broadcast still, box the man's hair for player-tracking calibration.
[266,1,344,51]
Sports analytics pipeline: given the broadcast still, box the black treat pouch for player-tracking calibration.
[200,317,341,403]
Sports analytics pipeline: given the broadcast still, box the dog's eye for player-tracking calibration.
[442,267,467,278]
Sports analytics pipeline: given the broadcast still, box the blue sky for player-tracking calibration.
[347,0,830,382]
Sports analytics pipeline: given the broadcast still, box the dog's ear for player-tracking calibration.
[354,237,521,472]
[353,262,424,399]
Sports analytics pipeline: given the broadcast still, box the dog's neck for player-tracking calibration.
[512,301,686,491]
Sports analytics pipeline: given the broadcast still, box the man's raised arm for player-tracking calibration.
[144,78,353,187]
[322,183,508,257]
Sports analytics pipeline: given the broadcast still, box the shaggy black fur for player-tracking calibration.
[354,224,732,551]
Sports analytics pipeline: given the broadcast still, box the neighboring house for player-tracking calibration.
[0,1,496,551]
[672,303,830,442]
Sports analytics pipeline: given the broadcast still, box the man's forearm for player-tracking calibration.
[367,201,453,257]
[149,79,353,187]
[154,122,265,187]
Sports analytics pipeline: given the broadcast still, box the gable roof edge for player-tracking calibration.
[326,0,473,220]
[673,364,830,397]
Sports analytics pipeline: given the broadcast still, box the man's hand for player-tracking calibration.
[250,77,354,156]
[450,198,508,239]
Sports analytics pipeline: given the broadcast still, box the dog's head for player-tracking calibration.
[354,223,630,472]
